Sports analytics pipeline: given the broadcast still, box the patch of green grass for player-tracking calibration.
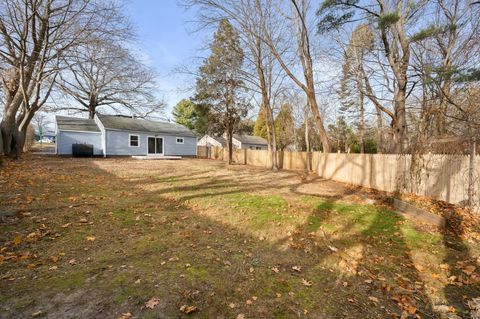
[402,224,441,249]
[312,200,443,251]
[185,265,210,281]
[113,209,145,226]
[223,193,290,229]
[34,271,86,291]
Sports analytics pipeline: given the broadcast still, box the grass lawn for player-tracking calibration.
[0,155,479,318]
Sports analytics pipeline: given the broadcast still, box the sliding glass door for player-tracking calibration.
[147,137,163,155]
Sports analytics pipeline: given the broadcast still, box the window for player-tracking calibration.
[129,135,139,147]
[255,146,262,150]
[176,137,184,144]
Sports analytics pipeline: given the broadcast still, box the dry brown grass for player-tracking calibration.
[0,155,479,318]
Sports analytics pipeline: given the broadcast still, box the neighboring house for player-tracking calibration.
[197,135,226,148]
[198,134,268,150]
[232,134,268,150]
[35,130,56,143]
[56,114,197,157]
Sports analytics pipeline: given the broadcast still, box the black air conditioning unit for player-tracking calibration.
[72,144,94,157]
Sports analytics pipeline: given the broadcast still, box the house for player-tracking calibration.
[232,134,268,150]
[197,135,226,148]
[198,134,268,150]
[55,114,197,157]
[35,129,56,143]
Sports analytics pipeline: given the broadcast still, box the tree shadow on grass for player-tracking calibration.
[3,155,476,318]
[278,199,441,318]
[441,210,480,315]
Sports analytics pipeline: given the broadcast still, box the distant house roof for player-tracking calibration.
[211,136,227,146]
[97,114,196,137]
[56,116,100,132]
[234,134,268,145]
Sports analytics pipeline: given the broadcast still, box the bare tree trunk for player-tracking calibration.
[1,97,23,155]
[88,105,96,119]
[256,52,278,170]
[392,83,407,154]
[264,104,278,170]
[375,108,383,154]
[304,104,311,171]
[226,123,233,165]
[357,79,365,153]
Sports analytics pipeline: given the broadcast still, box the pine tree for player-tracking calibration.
[172,99,197,130]
[194,19,248,164]
[274,104,295,151]
[253,109,268,139]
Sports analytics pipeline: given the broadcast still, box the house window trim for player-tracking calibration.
[129,134,140,147]
[176,137,185,144]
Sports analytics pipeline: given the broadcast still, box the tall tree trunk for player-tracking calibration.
[88,106,96,119]
[263,103,278,170]
[304,105,311,171]
[374,105,383,154]
[307,91,330,153]
[392,83,407,154]
[256,58,278,170]
[357,78,365,153]
[226,123,233,165]
[1,94,24,155]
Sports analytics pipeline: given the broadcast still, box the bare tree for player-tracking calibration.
[57,40,164,119]
[261,0,331,152]
[0,0,123,157]
[318,0,429,153]
[183,0,285,169]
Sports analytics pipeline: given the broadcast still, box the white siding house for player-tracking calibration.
[198,134,268,150]
[197,135,226,147]
[56,114,197,157]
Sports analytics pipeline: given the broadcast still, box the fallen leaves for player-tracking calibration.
[468,297,480,319]
[327,245,338,252]
[179,305,198,314]
[368,296,379,303]
[85,236,96,242]
[292,265,302,272]
[462,265,476,276]
[301,278,313,287]
[145,297,160,309]
[117,313,132,319]
[12,234,22,246]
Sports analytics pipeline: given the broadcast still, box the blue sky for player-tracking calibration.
[126,0,208,119]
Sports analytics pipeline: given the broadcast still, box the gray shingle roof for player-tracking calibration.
[234,134,268,145]
[56,116,100,132]
[212,136,227,146]
[97,114,196,137]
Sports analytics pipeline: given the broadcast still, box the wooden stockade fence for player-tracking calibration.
[197,146,480,210]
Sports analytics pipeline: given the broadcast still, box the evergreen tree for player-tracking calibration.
[253,110,268,139]
[194,19,248,164]
[274,104,295,151]
[172,99,197,130]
